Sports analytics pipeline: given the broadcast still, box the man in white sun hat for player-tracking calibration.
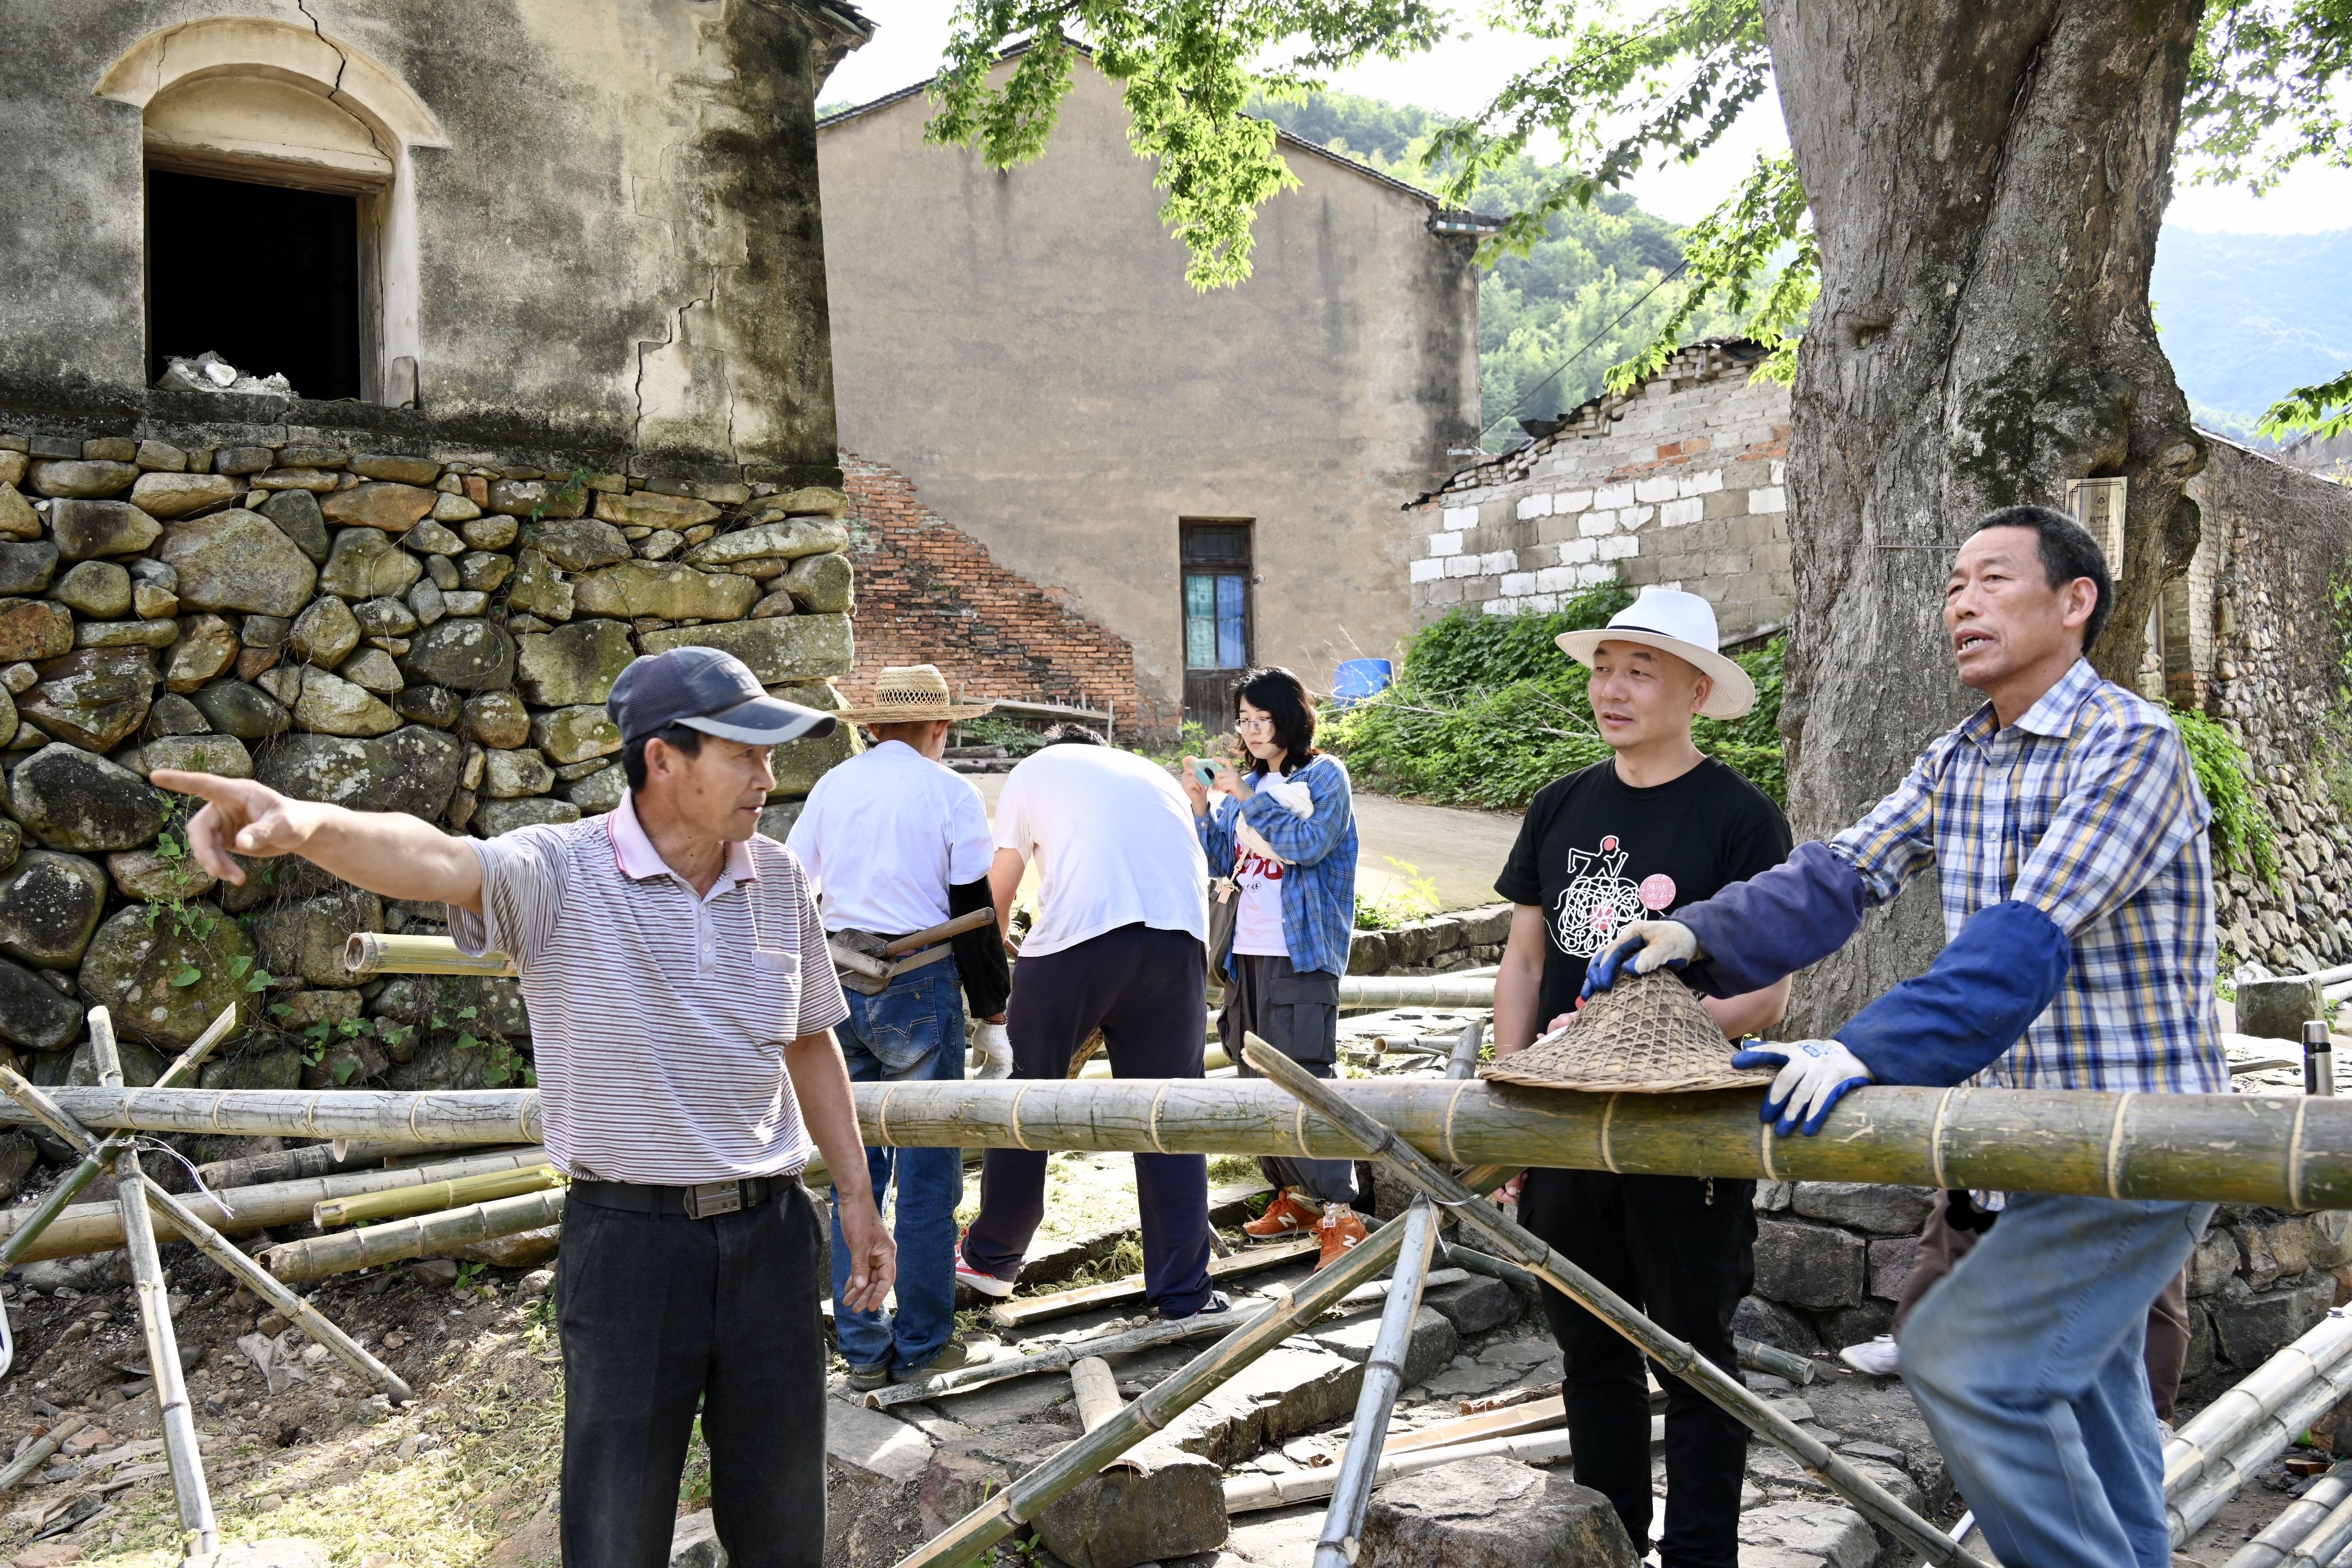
[1489,585,1794,1568]
[154,644,888,1568]
[787,664,1012,1390]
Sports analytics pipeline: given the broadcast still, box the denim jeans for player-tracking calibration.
[1901,1191,2215,1568]
[828,963,967,1375]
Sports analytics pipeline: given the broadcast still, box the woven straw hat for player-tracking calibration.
[835,665,996,724]
[1480,970,1773,1093]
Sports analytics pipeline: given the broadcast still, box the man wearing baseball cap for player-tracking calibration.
[154,644,891,1568]
[1487,586,1794,1568]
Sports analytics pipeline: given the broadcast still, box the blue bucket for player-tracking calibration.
[1331,659,1394,708]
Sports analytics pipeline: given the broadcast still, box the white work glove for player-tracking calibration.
[973,1022,1013,1081]
[1583,920,1702,999]
[1733,1039,1874,1137]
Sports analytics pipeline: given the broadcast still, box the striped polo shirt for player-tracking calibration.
[447,793,850,1184]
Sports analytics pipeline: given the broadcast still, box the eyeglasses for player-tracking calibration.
[1235,716,1276,732]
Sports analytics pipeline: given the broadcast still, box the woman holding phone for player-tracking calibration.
[1180,667,1365,1268]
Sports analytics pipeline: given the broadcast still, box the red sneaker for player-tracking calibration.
[1244,1190,1322,1242]
[1316,1204,1369,1271]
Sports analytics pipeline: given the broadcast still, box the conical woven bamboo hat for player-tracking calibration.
[1480,970,1773,1093]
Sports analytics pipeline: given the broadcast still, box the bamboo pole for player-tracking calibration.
[87,1008,217,1556]
[986,1237,1317,1328]
[0,1085,540,1145]
[2168,1347,2352,1544]
[0,1067,418,1405]
[844,1078,2352,1210]
[892,1164,1517,1568]
[197,1140,471,1189]
[0,1416,87,1494]
[2282,1490,2352,1568]
[2227,1461,2352,1568]
[343,932,514,978]
[2166,1312,2352,1494]
[1314,1198,1438,1568]
[1235,1035,1989,1568]
[316,1163,559,1227]
[0,1146,553,1262]
[259,1187,567,1283]
[1226,1428,1591,1514]
[1336,976,1494,1009]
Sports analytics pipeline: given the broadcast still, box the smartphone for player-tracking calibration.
[1194,761,1219,790]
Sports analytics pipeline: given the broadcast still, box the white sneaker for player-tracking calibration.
[1839,1335,1899,1375]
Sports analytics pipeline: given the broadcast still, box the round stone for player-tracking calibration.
[77,901,258,1048]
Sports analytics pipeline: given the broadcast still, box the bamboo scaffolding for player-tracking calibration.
[343,933,514,978]
[0,1067,419,1407]
[2167,1312,2352,1495]
[316,1163,560,1227]
[17,1079,2352,1209]
[260,1187,567,1283]
[0,1146,552,1262]
[1235,1035,1989,1568]
[1314,1198,1438,1568]
[1225,1427,1594,1514]
[0,1416,87,1494]
[87,1008,216,1556]
[2228,1461,2352,1568]
[847,1078,2352,1210]
[892,1164,1517,1568]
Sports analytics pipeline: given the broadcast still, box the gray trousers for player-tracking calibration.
[1223,953,1357,1206]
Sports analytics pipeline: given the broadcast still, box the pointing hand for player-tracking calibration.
[150,769,323,885]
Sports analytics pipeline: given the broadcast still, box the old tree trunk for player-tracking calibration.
[1762,0,2210,1032]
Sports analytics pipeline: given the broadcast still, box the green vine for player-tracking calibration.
[2173,705,2280,889]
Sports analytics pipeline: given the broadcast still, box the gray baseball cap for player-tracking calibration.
[606,647,837,746]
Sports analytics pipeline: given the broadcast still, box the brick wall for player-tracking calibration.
[839,452,1162,734]
[1408,341,1795,642]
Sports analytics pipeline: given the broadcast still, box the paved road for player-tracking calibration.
[968,771,1521,913]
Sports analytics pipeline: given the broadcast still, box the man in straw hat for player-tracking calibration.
[787,665,1012,1390]
[1489,585,1794,1568]
[1587,507,2227,1568]
[152,645,889,1568]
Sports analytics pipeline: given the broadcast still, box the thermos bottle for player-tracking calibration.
[2306,1019,2334,1098]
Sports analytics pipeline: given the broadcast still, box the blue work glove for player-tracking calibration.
[1582,919,1700,999]
[1733,1039,1875,1137]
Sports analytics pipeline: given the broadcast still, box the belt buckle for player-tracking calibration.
[684,1180,742,1220]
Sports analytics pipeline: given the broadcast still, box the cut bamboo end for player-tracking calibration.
[315,1162,560,1228]
[344,933,517,978]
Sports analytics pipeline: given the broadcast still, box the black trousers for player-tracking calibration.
[1223,953,1357,1206]
[1519,1167,1755,1568]
[963,922,1215,1314]
[558,1183,828,1568]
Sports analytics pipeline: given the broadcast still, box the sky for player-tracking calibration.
[826,1,2352,234]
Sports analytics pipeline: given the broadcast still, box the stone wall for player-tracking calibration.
[1347,903,1510,977]
[1742,1180,2352,1389]
[838,452,1150,726]
[2191,438,2352,974]
[1408,341,1794,641]
[0,415,856,1093]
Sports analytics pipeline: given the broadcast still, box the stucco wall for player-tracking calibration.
[816,59,1483,729]
[0,0,857,477]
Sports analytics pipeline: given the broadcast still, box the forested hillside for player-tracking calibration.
[2149,228,2352,443]
[1252,91,1738,445]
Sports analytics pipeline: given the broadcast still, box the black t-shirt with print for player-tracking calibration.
[1495,756,1795,1028]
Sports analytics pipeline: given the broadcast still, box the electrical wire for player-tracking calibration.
[1477,258,1690,447]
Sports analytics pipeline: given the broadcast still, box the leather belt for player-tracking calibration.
[569,1176,786,1220]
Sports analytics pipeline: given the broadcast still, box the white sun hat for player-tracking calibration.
[1554,587,1757,720]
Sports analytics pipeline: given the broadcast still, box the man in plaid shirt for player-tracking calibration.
[1587,504,2225,1568]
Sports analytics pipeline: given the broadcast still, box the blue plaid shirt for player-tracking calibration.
[1830,659,2227,1094]
[1198,755,1359,979]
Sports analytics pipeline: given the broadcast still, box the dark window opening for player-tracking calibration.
[147,169,361,401]
[1180,520,1253,729]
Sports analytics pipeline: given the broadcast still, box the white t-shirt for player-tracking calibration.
[786,740,995,935]
[993,744,1208,957]
[1231,840,1289,957]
